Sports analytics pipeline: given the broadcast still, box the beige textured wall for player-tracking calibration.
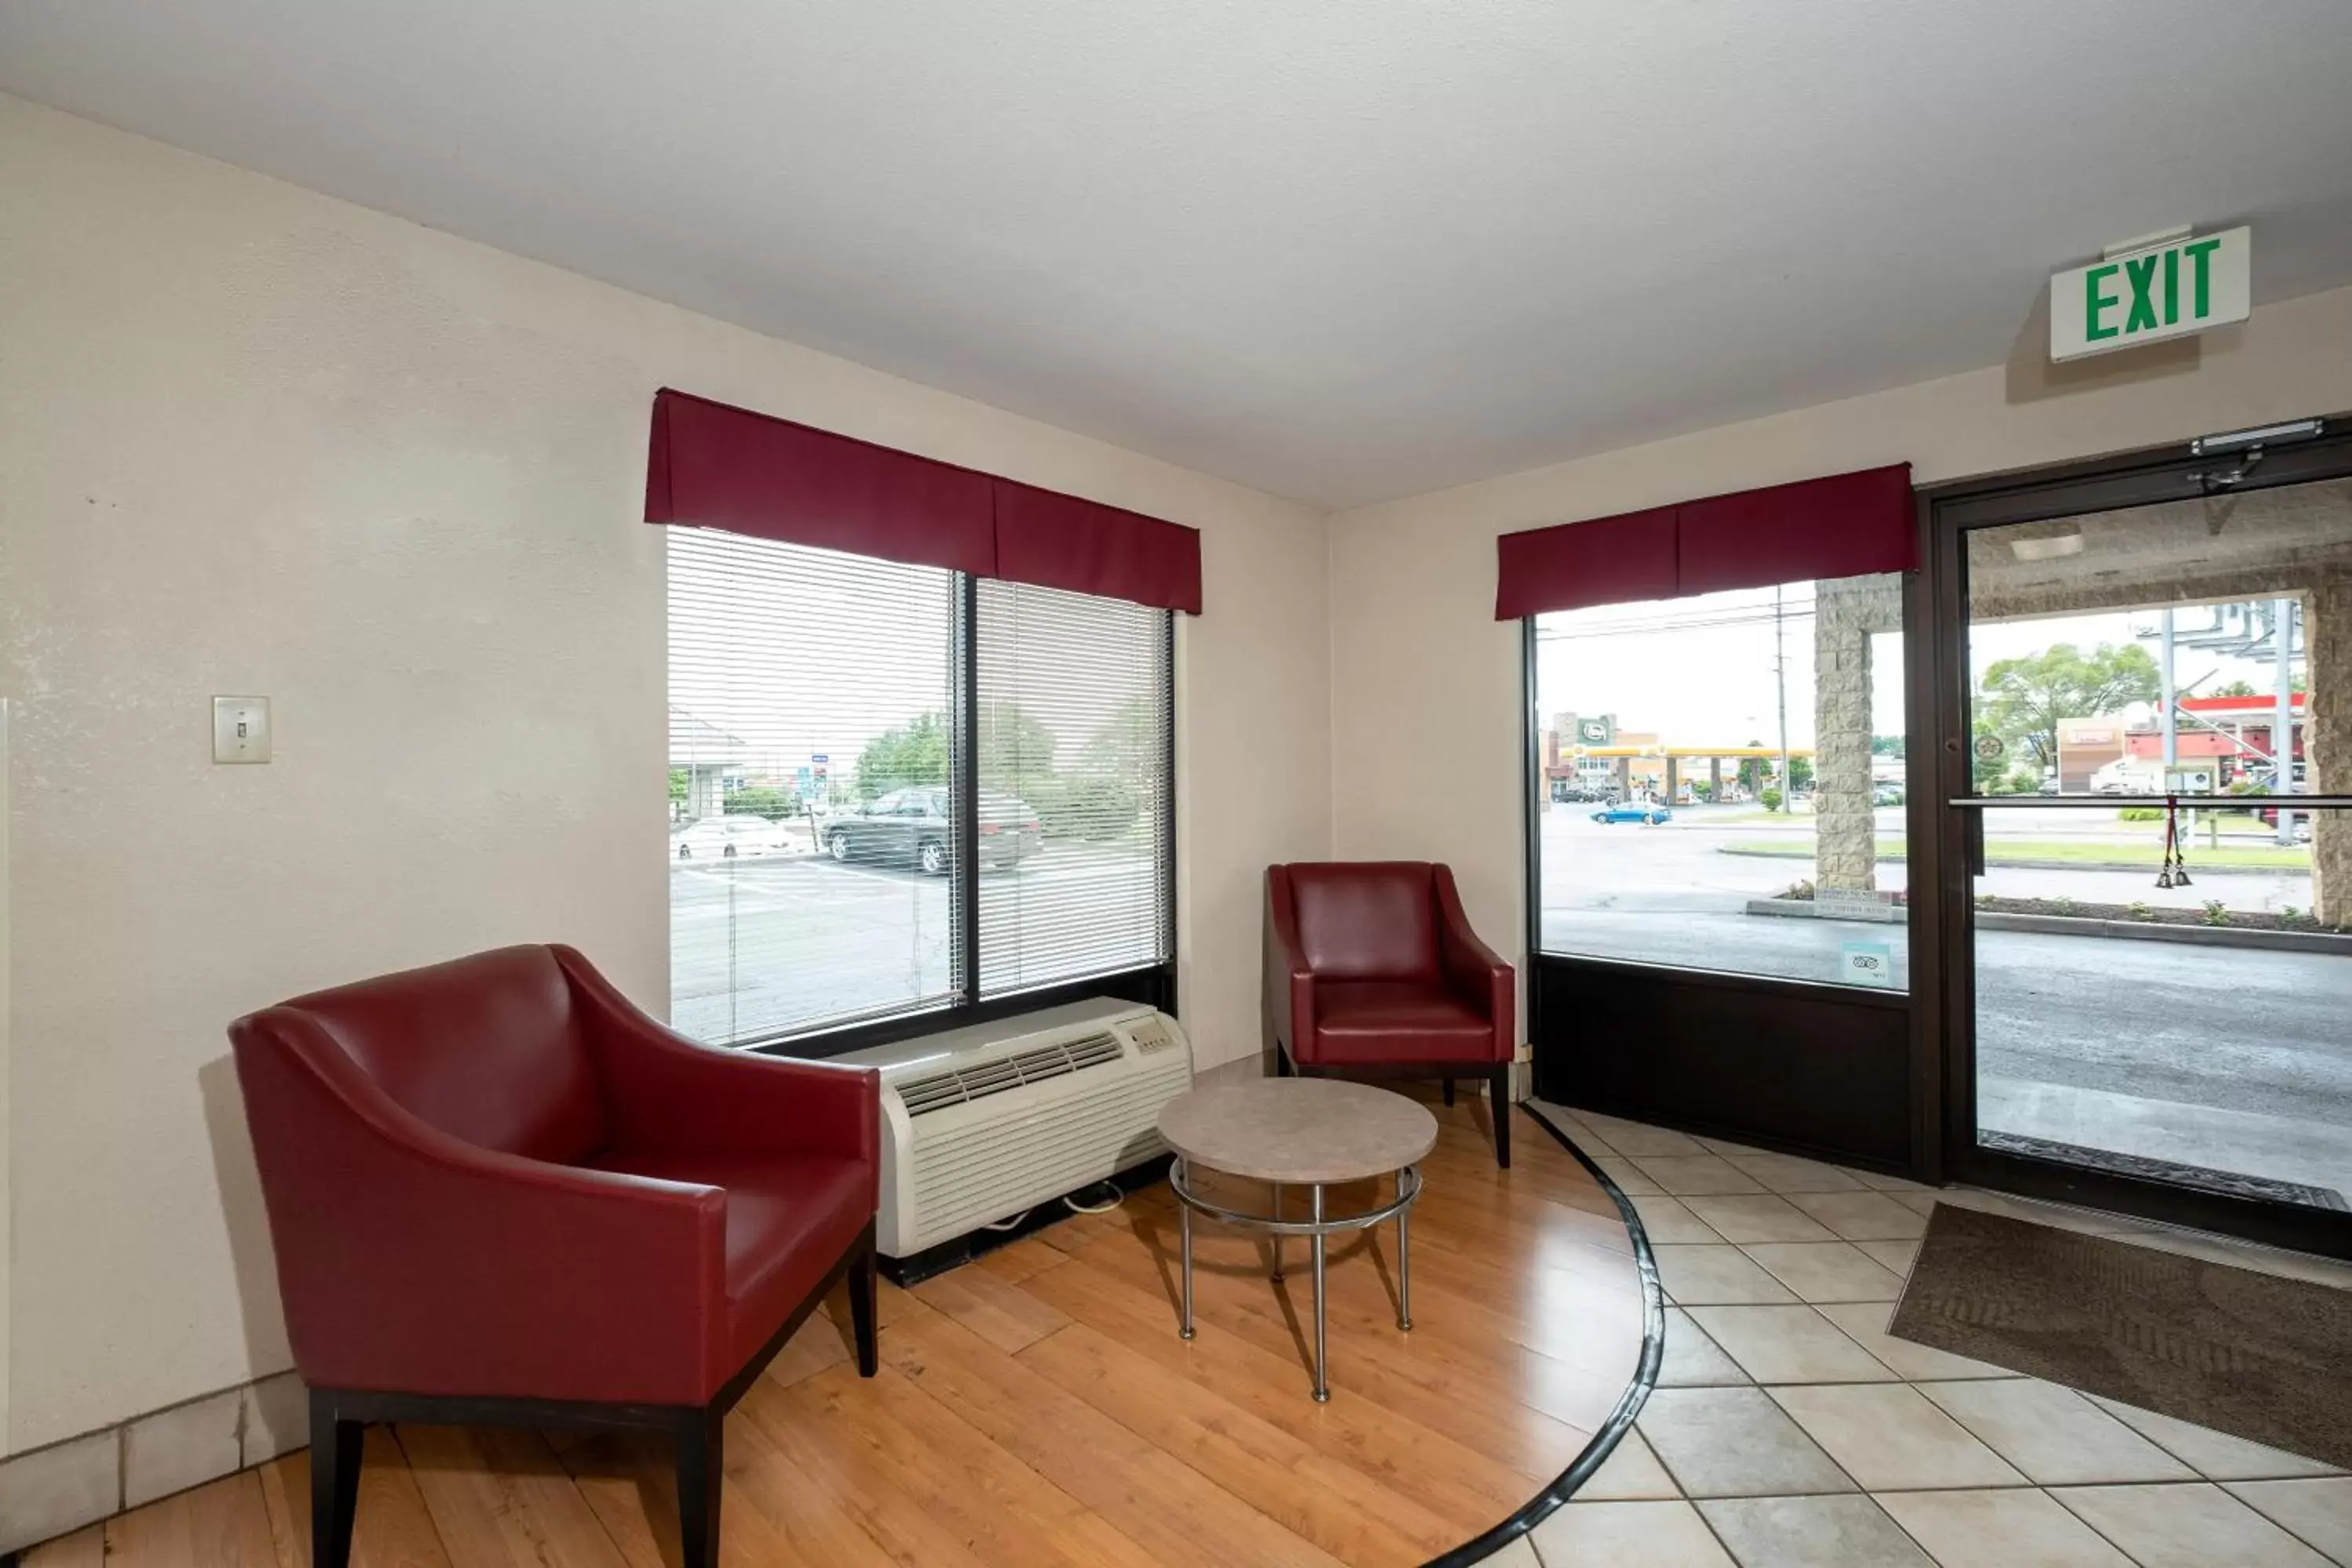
[1327,282,2352,1009]
[0,94,1332,1450]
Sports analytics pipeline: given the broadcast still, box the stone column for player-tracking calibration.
[2308,579,2351,927]
[1813,575,1904,891]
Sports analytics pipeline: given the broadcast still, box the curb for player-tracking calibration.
[1717,848,2294,877]
[1741,898,2352,954]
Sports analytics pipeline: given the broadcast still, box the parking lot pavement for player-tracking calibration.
[669,843,1159,1044]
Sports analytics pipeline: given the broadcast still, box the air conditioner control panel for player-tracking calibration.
[1125,1016,1181,1055]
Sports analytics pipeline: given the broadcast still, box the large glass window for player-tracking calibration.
[976,580,1173,997]
[1532,573,1910,990]
[667,528,1174,1046]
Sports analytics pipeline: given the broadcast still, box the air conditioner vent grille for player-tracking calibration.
[895,1029,1128,1117]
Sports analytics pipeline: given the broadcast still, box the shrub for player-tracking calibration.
[1760,787,1784,812]
[2127,901,2152,920]
[2051,897,2077,917]
[2118,807,2163,822]
[2201,899,2230,927]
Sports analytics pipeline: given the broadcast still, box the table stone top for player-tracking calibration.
[1157,1078,1438,1185]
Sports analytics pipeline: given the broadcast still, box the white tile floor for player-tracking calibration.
[1497,1102,2352,1568]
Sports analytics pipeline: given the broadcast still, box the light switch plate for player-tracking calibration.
[212,696,271,763]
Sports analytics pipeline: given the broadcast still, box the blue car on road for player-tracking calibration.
[1591,803,1672,826]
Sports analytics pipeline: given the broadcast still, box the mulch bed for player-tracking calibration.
[1974,895,2343,934]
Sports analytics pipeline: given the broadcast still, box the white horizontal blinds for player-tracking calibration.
[666,528,960,1044]
[975,579,1173,997]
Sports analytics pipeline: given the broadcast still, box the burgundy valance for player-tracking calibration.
[1494,462,1914,619]
[645,389,1203,613]
[644,388,996,575]
[994,480,1204,615]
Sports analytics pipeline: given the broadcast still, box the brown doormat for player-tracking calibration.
[1889,1203,2352,1470]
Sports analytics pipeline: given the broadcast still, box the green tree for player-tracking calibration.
[2212,680,2259,699]
[1978,643,2160,771]
[725,785,801,819]
[977,702,1058,784]
[1737,740,1768,797]
[669,768,689,806]
[1870,735,1906,757]
[855,712,951,800]
[1788,757,1815,792]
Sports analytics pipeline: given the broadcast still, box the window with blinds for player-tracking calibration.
[667,528,962,1044]
[975,580,1174,996]
[667,532,1173,1047]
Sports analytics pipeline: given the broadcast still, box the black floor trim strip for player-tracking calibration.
[1417,1102,1666,1568]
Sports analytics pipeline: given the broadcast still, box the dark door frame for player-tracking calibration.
[1917,412,2352,1258]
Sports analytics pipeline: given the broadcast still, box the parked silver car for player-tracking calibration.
[671,814,791,860]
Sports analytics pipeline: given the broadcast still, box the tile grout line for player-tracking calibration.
[1553,1103,2352,1567]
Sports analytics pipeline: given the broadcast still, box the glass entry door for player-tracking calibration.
[1951,474,2352,1228]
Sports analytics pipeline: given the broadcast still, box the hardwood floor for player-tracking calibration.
[28,1094,1643,1568]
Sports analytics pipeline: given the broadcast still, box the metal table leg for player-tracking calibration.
[1397,1166,1414,1331]
[1178,1160,1196,1341]
[1270,1179,1283,1281]
[1310,1184,1330,1403]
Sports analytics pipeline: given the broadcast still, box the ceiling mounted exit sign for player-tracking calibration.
[2049,227,2250,361]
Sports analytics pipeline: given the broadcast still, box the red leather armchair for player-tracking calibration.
[1265,862,1518,1166]
[230,944,879,1568]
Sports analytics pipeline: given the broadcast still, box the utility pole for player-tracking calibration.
[1773,585,1791,813]
[2158,608,2177,776]
[2274,597,2298,845]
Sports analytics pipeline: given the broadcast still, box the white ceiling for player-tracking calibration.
[5,2,2352,509]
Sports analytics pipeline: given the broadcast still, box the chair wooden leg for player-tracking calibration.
[1443,1077,1455,1107]
[848,1232,880,1377]
[1489,1065,1512,1168]
[308,1389,364,1568]
[676,1406,724,1568]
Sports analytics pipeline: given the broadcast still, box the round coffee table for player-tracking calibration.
[1157,1079,1438,1401]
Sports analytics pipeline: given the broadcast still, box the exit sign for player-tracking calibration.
[2049,227,2249,361]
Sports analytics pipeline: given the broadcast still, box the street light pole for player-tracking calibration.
[1773,586,1791,812]
[2274,597,2298,846]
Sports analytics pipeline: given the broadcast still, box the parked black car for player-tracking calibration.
[823,787,1042,874]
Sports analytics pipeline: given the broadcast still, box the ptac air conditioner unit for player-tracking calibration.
[837,998,1194,1259]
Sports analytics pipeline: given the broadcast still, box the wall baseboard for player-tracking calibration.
[0,1369,304,1555]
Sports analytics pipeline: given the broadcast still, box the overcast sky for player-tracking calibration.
[1536,586,2301,755]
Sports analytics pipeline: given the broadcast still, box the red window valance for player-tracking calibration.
[993,479,1203,615]
[1494,463,1914,619]
[645,389,1203,614]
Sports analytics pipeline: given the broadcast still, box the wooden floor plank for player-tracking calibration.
[1018,1320,1463,1566]
[759,1308,856,1391]
[258,1428,453,1568]
[706,1413,905,1568]
[104,1471,279,1568]
[909,1258,1073,1354]
[21,1526,104,1568]
[880,1296,1355,1568]
[34,1108,1642,1568]
[1074,1231,1595,1480]
[395,1426,629,1568]
[1022,1248,1533,1535]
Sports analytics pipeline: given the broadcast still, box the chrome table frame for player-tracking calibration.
[1168,1154,1424,1401]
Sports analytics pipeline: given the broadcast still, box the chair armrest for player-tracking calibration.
[1264,866,1316,1060]
[554,945,880,1167]
[230,1010,729,1403]
[1434,866,1515,1051]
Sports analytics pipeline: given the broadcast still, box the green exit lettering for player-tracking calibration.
[2085,238,2224,343]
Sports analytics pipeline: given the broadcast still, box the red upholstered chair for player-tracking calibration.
[230,944,879,1568]
[1264,862,1518,1167]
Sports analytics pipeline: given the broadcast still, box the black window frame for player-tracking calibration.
[726,577,1178,1062]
